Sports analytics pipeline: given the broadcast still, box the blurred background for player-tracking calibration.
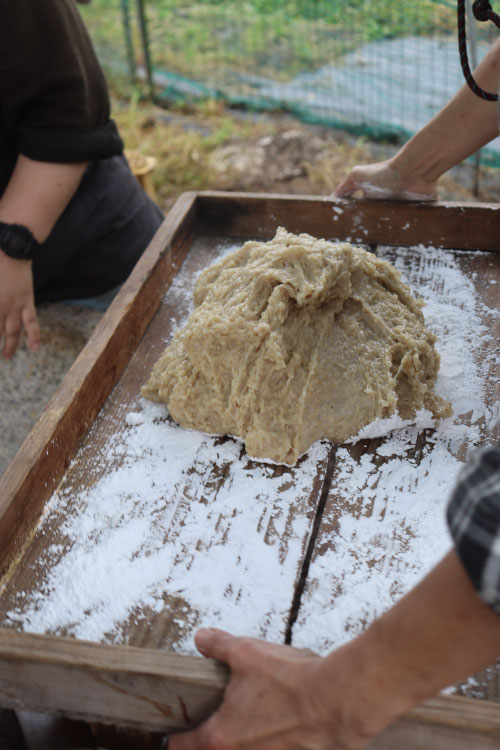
[81,0,500,206]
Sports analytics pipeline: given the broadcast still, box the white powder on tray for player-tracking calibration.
[5,414,329,649]
[292,244,498,664]
[2,242,498,668]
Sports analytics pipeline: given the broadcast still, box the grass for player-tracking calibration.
[81,2,498,208]
[113,95,373,206]
[80,0,461,88]
[113,97,289,206]
[113,96,493,213]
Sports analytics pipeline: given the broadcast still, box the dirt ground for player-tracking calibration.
[115,101,500,214]
[150,108,500,211]
[205,123,498,203]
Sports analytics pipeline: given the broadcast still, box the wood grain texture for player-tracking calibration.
[0,629,227,731]
[452,250,500,448]
[0,193,499,740]
[371,696,500,749]
[0,192,197,579]
[1,629,499,745]
[195,192,500,252]
[292,243,500,697]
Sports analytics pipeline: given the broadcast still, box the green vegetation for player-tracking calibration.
[77,2,497,206]
[112,96,285,206]
[80,0,458,88]
[148,0,456,80]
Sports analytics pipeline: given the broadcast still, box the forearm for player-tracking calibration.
[0,154,88,243]
[392,40,500,184]
[169,549,500,749]
[0,155,87,357]
[320,549,500,738]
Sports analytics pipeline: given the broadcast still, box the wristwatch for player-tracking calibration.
[0,222,40,260]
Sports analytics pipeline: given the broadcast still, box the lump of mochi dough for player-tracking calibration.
[142,227,452,464]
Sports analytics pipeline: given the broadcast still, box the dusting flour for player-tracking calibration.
[2,238,328,652]
[292,245,498,665]
[1,242,498,671]
[4,413,328,650]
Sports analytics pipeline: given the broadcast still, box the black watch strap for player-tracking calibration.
[0,221,40,260]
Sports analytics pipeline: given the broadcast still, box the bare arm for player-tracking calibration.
[0,155,87,358]
[169,549,500,749]
[318,549,500,740]
[334,39,500,199]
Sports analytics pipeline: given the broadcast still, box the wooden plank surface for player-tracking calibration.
[0,191,198,579]
[0,629,227,731]
[1,629,500,748]
[0,234,332,657]
[0,193,499,739]
[371,696,500,750]
[291,243,500,700]
[195,192,500,252]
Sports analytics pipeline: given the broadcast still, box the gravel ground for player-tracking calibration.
[0,303,104,479]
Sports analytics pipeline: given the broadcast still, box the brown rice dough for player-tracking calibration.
[142,228,452,464]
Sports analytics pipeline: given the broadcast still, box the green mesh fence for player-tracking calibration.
[79,0,500,166]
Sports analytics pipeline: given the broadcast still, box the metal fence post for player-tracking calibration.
[120,0,137,87]
[135,0,155,102]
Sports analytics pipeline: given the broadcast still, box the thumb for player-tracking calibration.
[195,627,238,662]
[333,172,358,198]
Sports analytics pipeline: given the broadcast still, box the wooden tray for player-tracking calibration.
[0,192,498,748]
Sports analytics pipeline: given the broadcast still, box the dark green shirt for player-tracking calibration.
[0,0,123,193]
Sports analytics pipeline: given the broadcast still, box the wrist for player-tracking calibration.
[304,640,396,745]
[355,618,426,715]
[0,247,31,266]
[316,625,418,742]
[389,142,443,188]
[0,222,41,261]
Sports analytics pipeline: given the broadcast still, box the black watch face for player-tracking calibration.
[1,226,36,259]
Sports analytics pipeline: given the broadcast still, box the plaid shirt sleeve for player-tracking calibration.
[447,443,500,616]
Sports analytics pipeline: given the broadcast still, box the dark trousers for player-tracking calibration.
[33,155,164,303]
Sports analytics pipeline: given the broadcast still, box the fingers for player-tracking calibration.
[171,632,321,750]
[0,257,41,358]
[334,168,394,200]
[1,305,40,359]
[22,302,41,352]
[195,628,316,667]
[195,628,237,662]
[333,164,379,198]
[334,162,438,203]
[2,312,22,360]
[333,161,400,200]
[333,172,358,198]
[168,630,237,750]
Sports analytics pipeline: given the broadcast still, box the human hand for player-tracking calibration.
[168,628,380,750]
[0,251,40,358]
[333,160,437,201]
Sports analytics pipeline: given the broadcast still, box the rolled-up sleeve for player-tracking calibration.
[0,0,123,163]
[447,444,500,615]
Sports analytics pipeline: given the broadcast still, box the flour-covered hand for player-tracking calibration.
[333,160,436,201]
